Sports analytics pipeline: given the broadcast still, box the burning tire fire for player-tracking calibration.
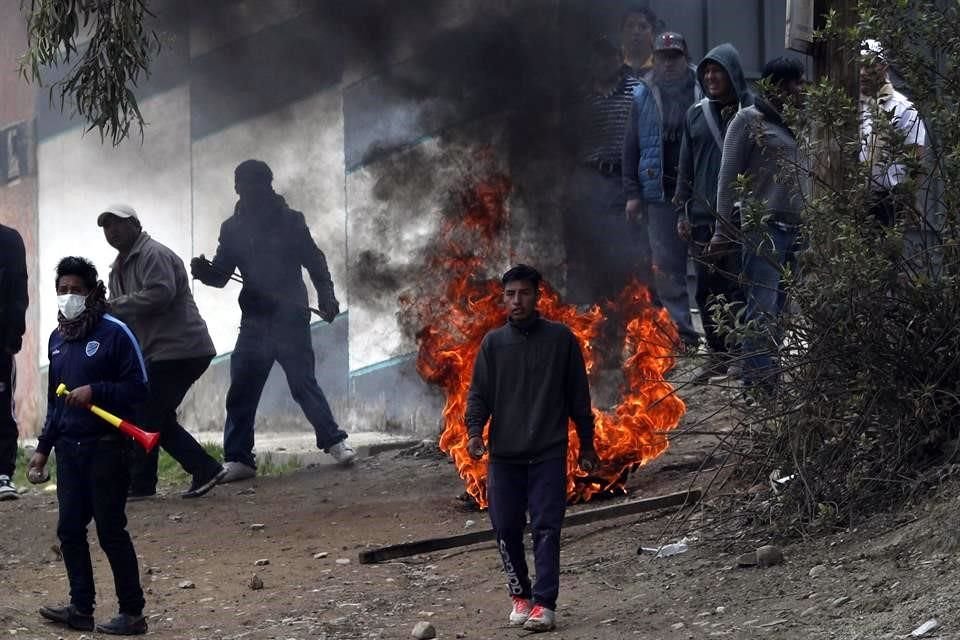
[407,173,686,508]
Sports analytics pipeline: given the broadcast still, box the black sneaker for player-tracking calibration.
[181,466,228,499]
[96,613,148,636]
[39,604,95,631]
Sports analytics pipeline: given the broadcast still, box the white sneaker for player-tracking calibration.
[220,462,256,483]
[508,596,533,626]
[0,475,19,501]
[328,441,356,466]
[523,604,556,632]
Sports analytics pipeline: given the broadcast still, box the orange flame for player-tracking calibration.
[408,171,685,508]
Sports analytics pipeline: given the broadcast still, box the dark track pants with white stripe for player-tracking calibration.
[0,354,17,477]
[487,457,567,611]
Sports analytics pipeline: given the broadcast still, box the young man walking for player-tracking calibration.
[28,257,148,635]
[191,160,353,482]
[465,264,599,632]
[99,204,226,499]
[0,222,28,500]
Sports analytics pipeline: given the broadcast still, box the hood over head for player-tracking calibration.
[697,43,751,106]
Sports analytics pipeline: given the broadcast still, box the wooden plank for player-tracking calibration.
[358,488,702,564]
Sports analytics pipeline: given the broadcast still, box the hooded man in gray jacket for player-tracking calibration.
[674,43,752,377]
[100,204,226,499]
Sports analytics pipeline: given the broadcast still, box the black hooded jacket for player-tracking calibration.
[0,224,28,354]
[674,43,752,225]
[199,195,338,322]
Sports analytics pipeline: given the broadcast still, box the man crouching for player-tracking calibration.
[465,264,599,632]
[28,257,148,635]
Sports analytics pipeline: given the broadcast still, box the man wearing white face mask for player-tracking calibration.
[28,257,149,635]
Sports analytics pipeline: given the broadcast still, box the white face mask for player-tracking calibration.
[57,294,87,320]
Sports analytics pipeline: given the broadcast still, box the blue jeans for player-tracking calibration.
[741,224,798,387]
[487,457,566,610]
[224,316,347,468]
[648,202,698,345]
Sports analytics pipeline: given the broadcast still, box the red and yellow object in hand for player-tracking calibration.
[55,383,160,453]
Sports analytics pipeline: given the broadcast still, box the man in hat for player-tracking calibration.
[99,204,226,499]
[859,39,927,229]
[623,31,702,352]
[191,160,353,482]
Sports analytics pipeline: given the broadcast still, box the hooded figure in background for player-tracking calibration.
[674,43,752,380]
[191,160,354,482]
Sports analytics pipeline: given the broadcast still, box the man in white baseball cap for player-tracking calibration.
[97,204,139,225]
[98,205,226,499]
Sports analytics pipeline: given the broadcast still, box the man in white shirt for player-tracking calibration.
[859,39,927,227]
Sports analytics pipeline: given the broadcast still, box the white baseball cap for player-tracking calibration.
[97,203,140,226]
[861,39,885,61]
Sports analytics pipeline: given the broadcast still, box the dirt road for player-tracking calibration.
[2,389,958,639]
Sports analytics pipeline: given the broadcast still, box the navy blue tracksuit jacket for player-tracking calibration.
[36,314,148,456]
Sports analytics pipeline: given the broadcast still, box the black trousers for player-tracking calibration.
[223,317,346,468]
[690,223,743,355]
[0,353,17,477]
[128,355,221,494]
[56,437,144,615]
[487,458,567,611]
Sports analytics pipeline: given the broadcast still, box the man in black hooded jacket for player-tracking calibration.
[674,43,752,379]
[191,160,353,482]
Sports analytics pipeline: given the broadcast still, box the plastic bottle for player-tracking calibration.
[655,541,689,558]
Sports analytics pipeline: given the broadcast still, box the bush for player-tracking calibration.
[718,0,960,534]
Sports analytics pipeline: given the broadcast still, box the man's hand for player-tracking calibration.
[318,298,340,323]
[704,234,734,260]
[677,216,692,241]
[28,452,49,484]
[467,436,486,460]
[190,255,212,281]
[625,198,644,223]
[579,445,600,473]
[64,385,93,408]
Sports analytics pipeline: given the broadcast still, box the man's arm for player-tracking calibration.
[900,105,927,173]
[565,331,595,450]
[622,94,643,201]
[1,228,28,354]
[35,340,60,456]
[109,248,178,319]
[674,112,695,207]
[714,110,752,238]
[89,321,149,410]
[465,338,493,439]
[192,224,236,288]
[294,212,339,321]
